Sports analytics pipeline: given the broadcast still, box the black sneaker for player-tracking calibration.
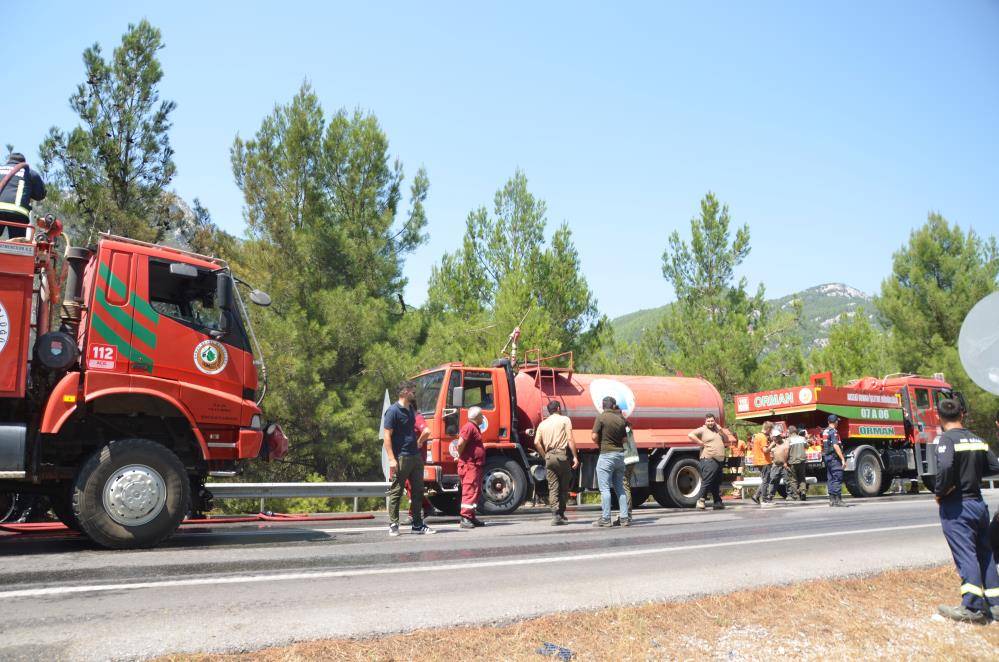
[460,517,475,529]
[712,502,725,510]
[592,518,613,528]
[411,524,436,535]
[471,518,486,527]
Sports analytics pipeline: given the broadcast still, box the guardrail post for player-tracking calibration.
[259,497,265,513]
[353,497,359,512]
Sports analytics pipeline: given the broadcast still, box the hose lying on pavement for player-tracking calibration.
[0,511,374,535]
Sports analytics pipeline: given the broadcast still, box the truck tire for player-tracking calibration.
[72,438,190,549]
[664,457,702,508]
[652,481,676,508]
[50,493,81,531]
[428,493,460,516]
[844,450,882,498]
[629,486,650,508]
[479,456,528,515]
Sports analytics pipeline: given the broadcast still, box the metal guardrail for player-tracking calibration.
[205,482,390,499]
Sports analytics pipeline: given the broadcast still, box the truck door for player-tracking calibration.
[907,386,935,445]
[86,247,137,375]
[456,369,503,443]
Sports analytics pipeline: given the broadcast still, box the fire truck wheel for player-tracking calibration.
[50,490,81,531]
[72,439,191,549]
[428,493,460,516]
[664,457,702,508]
[479,456,527,515]
[651,482,676,508]
[844,450,882,498]
[628,486,650,508]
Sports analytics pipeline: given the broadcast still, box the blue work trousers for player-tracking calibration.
[939,497,999,612]
[825,457,843,497]
[596,451,629,521]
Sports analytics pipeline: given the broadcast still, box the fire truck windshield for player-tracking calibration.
[413,370,445,417]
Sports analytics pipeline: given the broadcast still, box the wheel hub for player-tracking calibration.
[485,470,513,503]
[861,460,877,487]
[102,464,167,527]
[677,466,702,498]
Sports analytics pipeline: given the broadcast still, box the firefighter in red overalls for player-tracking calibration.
[455,406,487,529]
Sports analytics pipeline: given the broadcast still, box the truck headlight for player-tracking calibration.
[250,414,263,430]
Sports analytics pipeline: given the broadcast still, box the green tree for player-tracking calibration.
[39,20,177,242]
[424,170,605,366]
[808,307,896,383]
[635,192,802,398]
[231,83,429,481]
[877,213,999,434]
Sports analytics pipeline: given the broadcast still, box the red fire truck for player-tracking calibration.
[0,217,286,548]
[402,350,732,515]
[733,372,963,496]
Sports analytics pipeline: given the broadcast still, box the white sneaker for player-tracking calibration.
[389,523,400,537]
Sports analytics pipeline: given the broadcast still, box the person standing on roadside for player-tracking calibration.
[750,422,774,504]
[689,413,731,511]
[383,383,435,537]
[823,415,846,507]
[933,398,999,624]
[731,435,749,499]
[592,397,630,527]
[534,400,579,526]
[762,431,789,506]
[785,425,808,501]
[456,406,488,529]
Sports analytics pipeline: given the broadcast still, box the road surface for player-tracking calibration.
[1,492,990,661]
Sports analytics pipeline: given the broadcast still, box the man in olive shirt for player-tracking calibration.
[688,413,730,510]
[592,396,630,527]
[534,400,579,526]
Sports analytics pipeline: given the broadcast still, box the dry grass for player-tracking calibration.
[170,565,999,661]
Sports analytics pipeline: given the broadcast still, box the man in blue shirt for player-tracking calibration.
[0,153,46,239]
[383,382,434,537]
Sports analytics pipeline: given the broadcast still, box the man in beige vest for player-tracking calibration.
[534,400,579,526]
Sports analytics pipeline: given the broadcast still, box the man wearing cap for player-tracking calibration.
[456,406,487,529]
[534,400,579,526]
[933,398,999,623]
[0,153,46,239]
[822,415,846,507]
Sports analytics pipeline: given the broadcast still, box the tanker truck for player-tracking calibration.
[0,217,287,548]
[409,350,731,515]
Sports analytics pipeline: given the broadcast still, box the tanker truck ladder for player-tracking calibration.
[522,349,574,418]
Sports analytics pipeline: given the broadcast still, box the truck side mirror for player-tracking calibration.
[216,273,234,311]
[452,386,464,408]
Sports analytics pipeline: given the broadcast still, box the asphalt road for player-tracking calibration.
[1,491,993,661]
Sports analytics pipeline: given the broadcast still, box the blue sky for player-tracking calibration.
[4,2,997,318]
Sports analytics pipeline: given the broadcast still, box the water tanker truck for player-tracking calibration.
[733,371,964,496]
[406,350,732,515]
[0,217,287,547]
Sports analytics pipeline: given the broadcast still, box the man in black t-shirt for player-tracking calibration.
[934,398,999,623]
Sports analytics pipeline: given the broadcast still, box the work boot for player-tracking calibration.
[712,501,725,510]
[592,518,614,528]
[829,495,836,507]
[938,604,987,624]
[470,518,486,527]
[990,605,999,622]
[460,517,476,529]
[551,515,566,526]
[835,495,845,507]
[559,514,569,523]
[615,516,632,527]
[696,499,706,510]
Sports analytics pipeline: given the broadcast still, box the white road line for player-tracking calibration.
[0,523,939,600]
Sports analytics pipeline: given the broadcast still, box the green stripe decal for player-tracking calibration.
[818,404,904,422]
[95,289,157,349]
[91,313,153,372]
[130,292,160,325]
[98,262,127,300]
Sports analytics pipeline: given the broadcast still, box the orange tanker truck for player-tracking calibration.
[404,349,733,515]
[733,371,964,497]
[0,217,286,548]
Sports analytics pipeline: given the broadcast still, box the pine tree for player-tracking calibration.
[39,20,178,242]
